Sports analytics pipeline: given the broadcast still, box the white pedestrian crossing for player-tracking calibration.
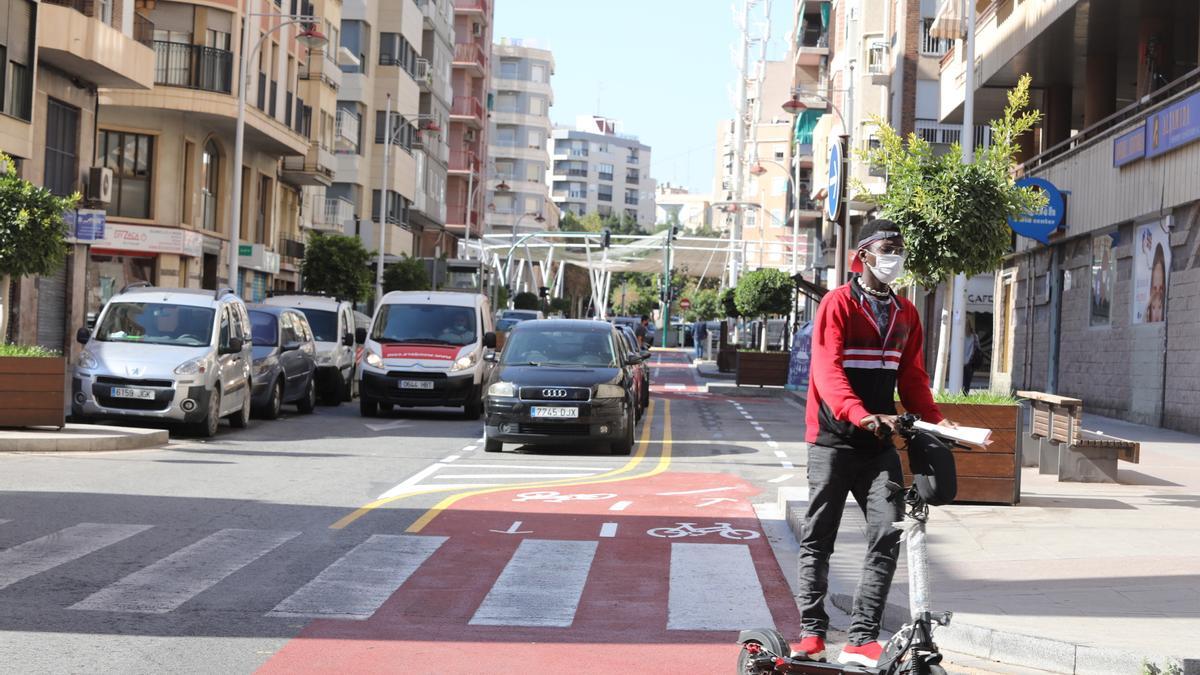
[269,534,447,620]
[71,528,299,614]
[0,523,151,591]
[667,543,774,631]
[469,539,597,627]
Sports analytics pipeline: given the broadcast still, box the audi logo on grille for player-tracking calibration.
[541,388,569,399]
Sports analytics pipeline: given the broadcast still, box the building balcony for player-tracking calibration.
[300,52,342,91]
[415,58,433,91]
[552,191,587,202]
[452,0,490,17]
[445,200,483,237]
[38,0,156,90]
[794,27,829,67]
[308,197,355,233]
[490,110,551,129]
[281,144,336,187]
[624,196,639,206]
[448,150,479,175]
[416,0,454,34]
[491,77,554,103]
[450,96,485,128]
[153,42,233,94]
[335,109,361,153]
[452,42,486,77]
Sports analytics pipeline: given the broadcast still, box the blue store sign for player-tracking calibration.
[1008,177,1065,244]
[66,209,107,241]
[1145,90,1200,159]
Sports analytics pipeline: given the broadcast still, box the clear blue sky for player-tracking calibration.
[493,0,792,195]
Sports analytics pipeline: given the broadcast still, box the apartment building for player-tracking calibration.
[444,0,494,251]
[655,184,713,234]
[934,0,1200,432]
[550,116,656,230]
[410,0,454,256]
[486,38,558,237]
[1,0,155,354]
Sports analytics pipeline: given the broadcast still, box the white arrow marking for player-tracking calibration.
[490,520,533,535]
[696,497,738,508]
[364,420,413,432]
[656,486,737,496]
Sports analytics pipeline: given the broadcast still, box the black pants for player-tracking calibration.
[797,444,904,645]
[962,364,975,394]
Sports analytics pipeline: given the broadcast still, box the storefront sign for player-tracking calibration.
[96,223,203,257]
[966,274,995,312]
[68,209,107,241]
[1112,125,1146,167]
[1132,221,1170,324]
[239,243,281,274]
[1145,91,1200,159]
[1007,177,1065,244]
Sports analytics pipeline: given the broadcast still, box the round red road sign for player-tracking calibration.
[679,298,692,310]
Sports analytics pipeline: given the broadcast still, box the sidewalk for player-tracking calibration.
[780,401,1200,674]
[0,424,168,451]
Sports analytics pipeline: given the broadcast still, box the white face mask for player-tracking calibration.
[866,253,906,285]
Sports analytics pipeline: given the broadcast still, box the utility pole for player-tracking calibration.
[946,0,976,394]
[729,0,754,286]
[375,93,393,306]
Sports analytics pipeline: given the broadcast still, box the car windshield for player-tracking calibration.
[503,311,538,321]
[502,329,616,368]
[297,308,338,342]
[496,318,522,331]
[249,311,278,346]
[94,303,214,347]
[371,304,477,346]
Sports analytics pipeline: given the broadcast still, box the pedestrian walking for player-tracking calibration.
[694,320,707,360]
[796,219,955,667]
[962,319,982,394]
[635,315,650,348]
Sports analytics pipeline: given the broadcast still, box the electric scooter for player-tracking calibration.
[737,414,965,675]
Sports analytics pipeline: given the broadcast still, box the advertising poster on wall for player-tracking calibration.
[1132,221,1170,324]
[1090,233,1117,326]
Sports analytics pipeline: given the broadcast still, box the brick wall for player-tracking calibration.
[899,0,920,135]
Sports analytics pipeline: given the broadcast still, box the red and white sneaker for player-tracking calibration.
[789,635,826,660]
[838,641,885,667]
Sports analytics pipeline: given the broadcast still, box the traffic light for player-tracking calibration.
[538,286,549,299]
[669,225,678,241]
[601,228,611,249]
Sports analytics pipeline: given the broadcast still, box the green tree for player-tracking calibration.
[863,74,1046,287]
[0,154,77,343]
[734,268,793,319]
[559,211,583,231]
[300,232,372,302]
[382,253,430,292]
[512,291,539,310]
[549,297,572,316]
[683,288,722,322]
[720,288,740,318]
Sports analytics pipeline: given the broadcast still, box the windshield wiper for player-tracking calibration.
[507,361,542,366]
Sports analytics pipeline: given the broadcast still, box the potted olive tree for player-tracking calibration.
[733,268,793,386]
[0,153,76,428]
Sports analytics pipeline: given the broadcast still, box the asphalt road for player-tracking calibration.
[0,350,1012,674]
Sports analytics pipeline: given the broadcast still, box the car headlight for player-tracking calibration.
[77,349,98,370]
[450,351,478,372]
[595,384,625,399]
[488,381,516,397]
[316,352,333,365]
[174,355,210,375]
[364,350,384,369]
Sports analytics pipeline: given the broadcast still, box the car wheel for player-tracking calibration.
[297,376,317,414]
[342,369,354,401]
[360,397,378,417]
[261,378,283,420]
[229,387,251,429]
[463,386,482,420]
[193,389,221,438]
[610,410,635,455]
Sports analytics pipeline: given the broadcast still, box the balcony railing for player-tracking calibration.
[624,196,639,206]
[153,41,233,93]
[133,14,154,47]
[914,119,992,149]
[625,174,639,184]
[449,150,479,172]
[452,0,489,15]
[626,155,639,164]
[281,237,306,260]
[313,197,354,230]
[445,200,482,227]
[450,95,484,122]
[453,42,486,70]
[335,109,360,152]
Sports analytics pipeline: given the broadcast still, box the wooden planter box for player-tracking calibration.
[717,347,739,373]
[897,402,1020,505]
[0,357,66,429]
[735,351,790,387]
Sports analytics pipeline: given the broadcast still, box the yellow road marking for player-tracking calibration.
[329,399,669,530]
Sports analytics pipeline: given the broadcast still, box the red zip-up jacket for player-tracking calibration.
[805,279,943,451]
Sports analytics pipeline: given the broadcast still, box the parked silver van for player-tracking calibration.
[263,293,358,405]
[72,285,254,437]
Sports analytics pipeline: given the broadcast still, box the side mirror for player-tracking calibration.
[483,331,497,349]
[76,327,91,345]
[641,350,651,361]
[222,337,244,355]
[483,351,498,363]
[625,354,641,366]
[282,341,301,352]
[342,333,354,347]
[355,327,367,344]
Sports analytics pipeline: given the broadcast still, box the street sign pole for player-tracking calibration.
[827,137,846,287]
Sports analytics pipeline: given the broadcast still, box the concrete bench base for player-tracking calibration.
[1037,439,1120,483]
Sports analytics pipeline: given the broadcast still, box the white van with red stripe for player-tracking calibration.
[356,291,496,419]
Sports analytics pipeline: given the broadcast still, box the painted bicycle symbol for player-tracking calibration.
[513,491,617,504]
[645,522,761,540]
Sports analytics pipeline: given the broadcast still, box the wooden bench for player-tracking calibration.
[1016,391,1140,483]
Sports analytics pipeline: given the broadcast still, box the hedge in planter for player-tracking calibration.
[0,344,65,429]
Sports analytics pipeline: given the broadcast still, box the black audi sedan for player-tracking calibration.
[482,319,641,455]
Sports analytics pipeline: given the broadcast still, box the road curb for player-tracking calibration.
[0,424,169,452]
[777,487,1197,674]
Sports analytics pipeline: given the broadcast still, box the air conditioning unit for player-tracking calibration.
[463,129,477,142]
[87,167,113,204]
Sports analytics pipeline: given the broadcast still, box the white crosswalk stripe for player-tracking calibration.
[469,539,597,627]
[0,523,151,591]
[667,543,774,631]
[71,528,299,614]
[269,534,447,620]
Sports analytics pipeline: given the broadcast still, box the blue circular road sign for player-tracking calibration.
[826,139,842,221]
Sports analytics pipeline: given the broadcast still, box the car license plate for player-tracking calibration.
[399,380,435,390]
[531,406,579,419]
[110,387,155,400]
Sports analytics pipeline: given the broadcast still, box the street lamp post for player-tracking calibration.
[506,211,545,297]
[228,9,326,295]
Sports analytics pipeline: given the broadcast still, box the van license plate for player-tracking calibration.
[111,387,155,400]
[399,380,435,390]
[531,406,579,419]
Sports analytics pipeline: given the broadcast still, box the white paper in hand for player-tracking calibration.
[912,420,992,447]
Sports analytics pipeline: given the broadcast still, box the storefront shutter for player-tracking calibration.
[36,263,68,352]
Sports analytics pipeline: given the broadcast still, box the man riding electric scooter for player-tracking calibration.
[797,219,956,667]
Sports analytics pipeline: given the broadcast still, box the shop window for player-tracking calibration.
[1090,232,1117,326]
